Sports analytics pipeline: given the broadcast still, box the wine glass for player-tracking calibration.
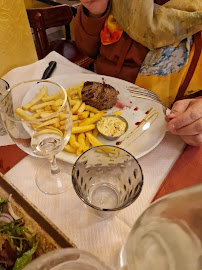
[0,79,72,195]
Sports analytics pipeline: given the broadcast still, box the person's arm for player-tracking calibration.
[166,98,202,146]
[74,1,110,59]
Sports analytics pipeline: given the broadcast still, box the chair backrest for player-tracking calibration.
[26,5,73,59]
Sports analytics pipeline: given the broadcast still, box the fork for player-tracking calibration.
[128,86,167,114]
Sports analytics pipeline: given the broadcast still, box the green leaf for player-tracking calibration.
[0,198,9,204]
[13,239,39,270]
[0,198,9,214]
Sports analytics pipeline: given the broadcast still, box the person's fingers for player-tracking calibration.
[167,100,191,118]
[167,100,202,132]
[172,118,202,136]
[180,134,202,146]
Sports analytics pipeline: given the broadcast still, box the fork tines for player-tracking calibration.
[128,86,164,106]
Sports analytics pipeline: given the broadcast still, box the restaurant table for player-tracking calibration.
[0,51,201,267]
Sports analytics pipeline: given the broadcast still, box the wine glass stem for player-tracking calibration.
[49,155,60,175]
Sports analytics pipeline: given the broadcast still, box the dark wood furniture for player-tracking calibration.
[26,5,93,68]
[37,0,80,17]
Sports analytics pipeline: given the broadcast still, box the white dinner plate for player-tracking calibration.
[41,73,166,164]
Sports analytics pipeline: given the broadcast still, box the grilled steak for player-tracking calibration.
[81,81,119,110]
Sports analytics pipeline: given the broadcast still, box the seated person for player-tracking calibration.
[74,0,202,146]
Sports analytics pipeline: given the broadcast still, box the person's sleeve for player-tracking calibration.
[74,3,111,59]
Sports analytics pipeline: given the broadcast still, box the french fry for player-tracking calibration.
[69,89,77,96]
[53,122,60,128]
[36,109,44,113]
[78,133,86,151]
[77,102,86,114]
[33,129,62,138]
[69,100,77,106]
[15,108,36,121]
[59,113,70,120]
[42,91,61,102]
[59,124,68,130]
[39,112,53,118]
[72,115,79,121]
[51,105,60,111]
[86,132,103,147]
[42,126,63,137]
[71,100,82,114]
[71,95,80,100]
[78,111,89,120]
[63,144,76,153]
[29,100,54,112]
[37,117,60,129]
[72,124,95,134]
[44,105,52,111]
[22,86,47,110]
[92,127,99,138]
[69,134,80,148]
[85,135,90,151]
[60,120,67,125]
[54,99,64,107]
[79,112,104,126]
[31,112,41,119]
[73,121,79,127]
[85,105,99,114]
[113,110,122,115]
[66,81,84,97]
[76,148,82,156]
[30,123,39,130]
[90,112,95,117]
[77,82,84,99]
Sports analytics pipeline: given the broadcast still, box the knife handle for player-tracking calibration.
[41,61,57,80]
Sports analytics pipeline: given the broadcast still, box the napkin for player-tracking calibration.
[2,51,92,87]
[0,145,27,174]
[152,145,202,202]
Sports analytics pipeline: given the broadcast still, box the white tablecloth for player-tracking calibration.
[1,51,185,268]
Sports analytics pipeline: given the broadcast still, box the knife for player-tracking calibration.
[41,61,57,80]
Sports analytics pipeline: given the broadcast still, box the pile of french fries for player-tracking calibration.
[15,82,106,156]
[65,81,106,156]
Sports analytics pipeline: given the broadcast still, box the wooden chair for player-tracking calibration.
[26,5,94,68]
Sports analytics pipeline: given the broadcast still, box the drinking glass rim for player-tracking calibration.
[0,78,10,90]
[0,79,70,123]
[72,145,144,212]
[23,248,112,270]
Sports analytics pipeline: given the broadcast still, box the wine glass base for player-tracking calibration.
[36,159,72,195]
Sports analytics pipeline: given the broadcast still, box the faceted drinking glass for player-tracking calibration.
[72,145,143,218]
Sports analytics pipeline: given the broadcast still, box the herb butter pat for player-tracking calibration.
[97,116,126,137]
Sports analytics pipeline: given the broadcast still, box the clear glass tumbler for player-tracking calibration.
[72,145,143,217]
[119,184,202,270]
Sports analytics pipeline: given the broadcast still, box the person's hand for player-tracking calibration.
[80,0,109,16]
[166,99,202,146]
